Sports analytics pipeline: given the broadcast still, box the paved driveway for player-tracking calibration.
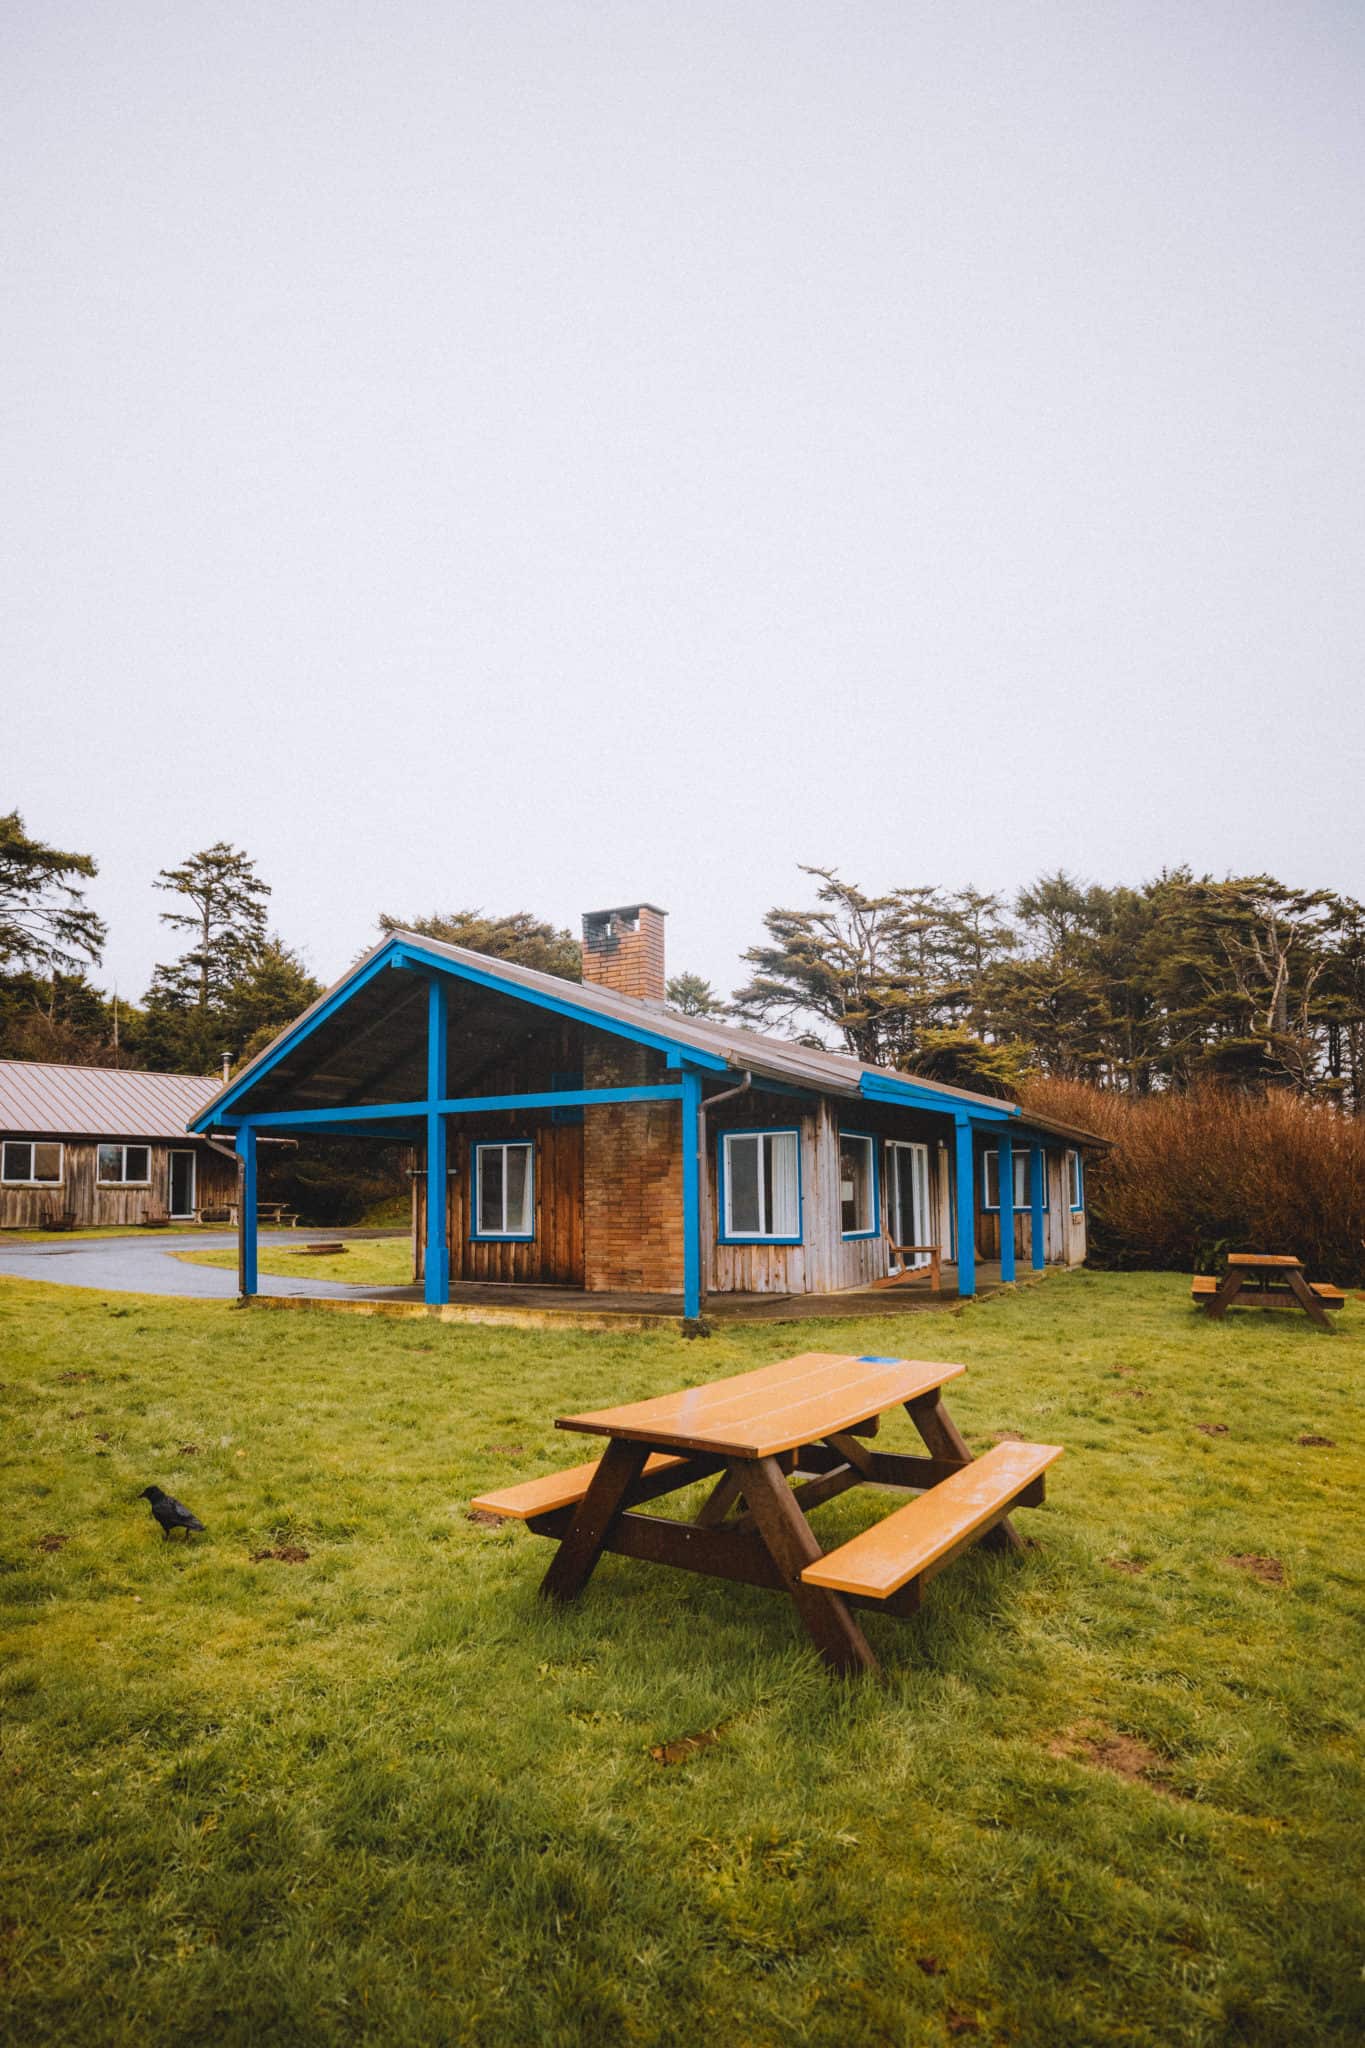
[0,1233,414,1302]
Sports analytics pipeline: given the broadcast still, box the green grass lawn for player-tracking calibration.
[2,1272,1360,2046]
[179,1236,414,1286]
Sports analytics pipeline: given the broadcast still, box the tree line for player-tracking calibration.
[4,814,1364,1117]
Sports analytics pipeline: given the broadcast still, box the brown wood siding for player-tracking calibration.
[0,1139,236,1229]
[414,1116,584,1286]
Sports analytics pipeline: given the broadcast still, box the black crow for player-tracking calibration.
[139,1485,205,1540]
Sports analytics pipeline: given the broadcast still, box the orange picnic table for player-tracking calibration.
[1192,1253,1344,1332]
[474,1351,1062,1676]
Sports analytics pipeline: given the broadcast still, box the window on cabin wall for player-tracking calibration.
[96,1144,151,1185]
[719,1129,800,1242]
[472,1140,534,1238]
[1067,1150,1085,1210]
[982,1149,1028,1210]
[2,1141,63,1184]
[838,1133,877,1236]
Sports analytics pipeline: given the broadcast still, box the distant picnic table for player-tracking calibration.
[474,1350,1062,1677]
[1192,1253,1344,1332]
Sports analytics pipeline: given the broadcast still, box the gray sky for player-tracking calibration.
[5,1,1364,1006]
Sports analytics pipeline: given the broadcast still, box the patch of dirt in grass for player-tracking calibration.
[1297,1434,1335,1448]
[1195,1423,1228,1436]
[66,1410,86,1420]
[93,1431,110,1442]
[178,1444,200,1455]
[650,1722,728,1766]
[916,1955,944,1976]
[485,1444,525,1456]
[466,1509,504,1528]
[989,1429,1024,1444]
[250,1545,310,1564]
[34,1533,69,1553]
[946,2012,982,2036]
[1228,1553,1285,1584]
[1049,1724,1175,1791]
[1110,1386,1149,1399]
[57,1370,94,1384]
[1105,1556,1146,1574]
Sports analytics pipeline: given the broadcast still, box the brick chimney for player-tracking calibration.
[581,903,667,1003]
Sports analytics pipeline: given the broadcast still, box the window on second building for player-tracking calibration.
[473,1140,534,1238]
[97,1144,151,1185]
[720,1129,801,1241]
[1067,1149,1085,1210]
[839,1132,877,1236]
[1,1140,63,1184]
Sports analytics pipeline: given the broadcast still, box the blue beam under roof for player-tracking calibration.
[859,1071,1017,1121]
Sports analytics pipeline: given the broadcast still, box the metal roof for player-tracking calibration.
[191,931,1109,1148]
[0,1061,223,1141]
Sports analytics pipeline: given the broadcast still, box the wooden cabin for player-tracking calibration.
[0,1061,238,1229]
[190,903,1106,1314]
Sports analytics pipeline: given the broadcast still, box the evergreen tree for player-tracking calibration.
[666,972,725,1017]
[0,810,106,975]
[142,843,271,1071]
[377,908,581,980]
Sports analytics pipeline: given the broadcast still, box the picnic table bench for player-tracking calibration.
[1192,1253,1343,1332]
[473,1351,1062,1677]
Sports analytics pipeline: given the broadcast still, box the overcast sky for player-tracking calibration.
[5,1,1363,1005]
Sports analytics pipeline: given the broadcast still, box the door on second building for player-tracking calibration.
[168,1150,196,1220]
[884,1140,932,1270]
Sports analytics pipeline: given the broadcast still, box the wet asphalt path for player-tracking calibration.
[0,1232,413,1301]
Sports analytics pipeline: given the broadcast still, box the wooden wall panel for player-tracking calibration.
[412,1116,585,1287]
[0,1141,236,1230]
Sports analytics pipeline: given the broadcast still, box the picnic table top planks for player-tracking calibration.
[556,1350,965,1459]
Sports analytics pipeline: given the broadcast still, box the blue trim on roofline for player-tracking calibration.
[190,939,727,1131]
[858,1071,1017,1120]
[387,943,727,1070]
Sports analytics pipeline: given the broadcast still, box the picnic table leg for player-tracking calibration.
[734,1456,879,1676]
[906,1390,1025,1554]
[539,1439,651,1604]
[1282,1267,1335,1332]
[1204,1270,1245,1319]
[694,1467,747,1528]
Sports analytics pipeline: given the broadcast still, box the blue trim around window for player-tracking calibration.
[838,1129,880,1239]
[1068,1149,1085,1211]
[469,1138,536,1242]
[715,1126,804,1246]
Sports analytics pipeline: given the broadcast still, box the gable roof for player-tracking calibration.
[0,1061,224,1141]
[191,929,1108,1147]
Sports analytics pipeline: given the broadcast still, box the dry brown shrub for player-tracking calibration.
[1022,1078,1365,1284]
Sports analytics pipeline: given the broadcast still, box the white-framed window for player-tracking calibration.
[1067,1149,1085,1211]
[982,1148,1029,1210]
[2,1140,63,1186]
[97,1143,151,1186]
[472,1140,534,1239]
[838,1132,877,1237]
[719,1128,801,1243]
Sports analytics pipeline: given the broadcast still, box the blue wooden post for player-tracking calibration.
[681,1066,702,1319]
[1030,1143,1047,1270]
[954,1114,976,1298]
[424,977,450,1306]
[998,1134,1015,1284]
[236,1123,257,1298]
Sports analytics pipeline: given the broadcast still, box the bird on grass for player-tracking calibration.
[139,1485,205,1540]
